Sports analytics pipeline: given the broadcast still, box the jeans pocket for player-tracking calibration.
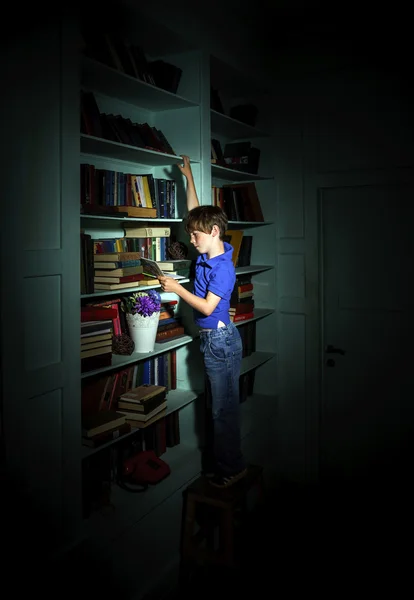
[208,337,227,361]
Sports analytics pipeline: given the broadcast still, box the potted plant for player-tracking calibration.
[121,289,162,353]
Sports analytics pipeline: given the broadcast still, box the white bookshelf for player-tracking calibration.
[77,12,278,592]
[81,335,194,379]
[211,163,272,182]
[80,279,190,300]
[1,7,279,589]
[80,134,199,166]
[80,214,183,224]
[211,109,270,140]
[82,57,199,111]
[81,388,201,459]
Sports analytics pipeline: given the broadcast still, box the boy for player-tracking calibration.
[159,155,247,488]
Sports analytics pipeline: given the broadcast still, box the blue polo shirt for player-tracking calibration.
[193,241,236,328]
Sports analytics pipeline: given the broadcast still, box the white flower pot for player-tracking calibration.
[126,311,160,353]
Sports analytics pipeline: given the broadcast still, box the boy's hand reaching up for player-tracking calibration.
[177,155,192,180]
[177,154,199,209]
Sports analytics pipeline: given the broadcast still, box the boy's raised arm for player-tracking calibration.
[177,155,199,211]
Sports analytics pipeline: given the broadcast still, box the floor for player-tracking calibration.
[161,471,413,599]
[6,466,411,599]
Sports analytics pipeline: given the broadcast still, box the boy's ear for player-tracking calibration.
[211,224,220,237]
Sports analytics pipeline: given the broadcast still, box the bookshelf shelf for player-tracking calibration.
[234,308,274,327]
[240,351,275,377]
[81,214,183,225]
[82,57,199,111]
[227,220,273,228]
[81,279,190,300]
[235,265,274,276]
[81,388,201,459]
[210,109,270,140]
[80,134,199,167]
[81,335,194,380]
[211,163,272,182]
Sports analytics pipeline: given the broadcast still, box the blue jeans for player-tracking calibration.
[200,322,246,475]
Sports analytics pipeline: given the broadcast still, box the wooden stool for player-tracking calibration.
[179,464,264,584]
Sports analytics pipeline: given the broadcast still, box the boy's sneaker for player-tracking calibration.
[208,468,248,488]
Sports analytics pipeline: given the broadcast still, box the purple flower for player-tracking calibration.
[132,290,161,317]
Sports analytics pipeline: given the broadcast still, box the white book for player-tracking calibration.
[124,226,171,238]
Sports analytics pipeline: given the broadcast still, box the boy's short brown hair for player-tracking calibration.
[185,205,228,239]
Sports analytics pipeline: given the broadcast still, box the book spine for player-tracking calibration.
[155,326,184,341]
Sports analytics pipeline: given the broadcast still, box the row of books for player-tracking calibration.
[82,358,178,448]
[224,230,253,268]
[82,383,169,446]
[94,235,170,262]
[81,91,176,156]
[81,30,182,94]
[81,164,177,219]
[81,242,176,294]
[212,182,264,222]
[82,351,177,412]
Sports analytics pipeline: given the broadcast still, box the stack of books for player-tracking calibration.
[156,258,192,279]
[116,384,167,428]
[81,313,114,373]
[229,274,254,323]
[93,251,145,291]
[156,300,186,344]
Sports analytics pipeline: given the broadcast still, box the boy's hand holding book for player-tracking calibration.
[159,275,182,294]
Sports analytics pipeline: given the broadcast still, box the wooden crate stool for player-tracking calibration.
[179,464,264,584]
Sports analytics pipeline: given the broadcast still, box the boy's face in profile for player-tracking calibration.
[189,229,212,255]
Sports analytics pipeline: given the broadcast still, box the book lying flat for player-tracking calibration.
[117,401,167,422]
[124,409,167,429]
[120,384,167,404]
[82,410,126,437]
[156,259,192,271]
[124,226,171,238]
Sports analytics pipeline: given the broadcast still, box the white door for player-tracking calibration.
[320,180,414,483]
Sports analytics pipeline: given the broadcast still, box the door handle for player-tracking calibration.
[326,344,345,355]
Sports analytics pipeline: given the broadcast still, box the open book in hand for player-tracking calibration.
[140,257,186,280]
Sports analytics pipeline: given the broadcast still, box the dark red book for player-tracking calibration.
[230,302,254,314]
[81,306,118,322]
[232,311,254,323]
